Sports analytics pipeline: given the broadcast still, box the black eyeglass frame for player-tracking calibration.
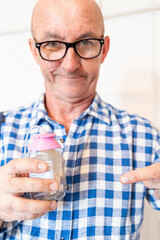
[35,38,105,61]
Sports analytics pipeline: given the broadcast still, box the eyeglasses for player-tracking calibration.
[35,38,104,61]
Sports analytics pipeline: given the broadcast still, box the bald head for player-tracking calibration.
[31,0,104,39]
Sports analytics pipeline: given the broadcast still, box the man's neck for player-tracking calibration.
[45,93,95,134]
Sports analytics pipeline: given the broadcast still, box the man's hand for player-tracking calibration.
[0,158,58,223]
[120,163,160,199]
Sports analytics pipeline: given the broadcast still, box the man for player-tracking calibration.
[0,0,160,239]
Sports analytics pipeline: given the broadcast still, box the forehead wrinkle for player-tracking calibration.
[40,31,103,42]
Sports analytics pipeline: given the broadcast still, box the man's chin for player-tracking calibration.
[57,89,88,103]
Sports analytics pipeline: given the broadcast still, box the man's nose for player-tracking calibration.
[60,47,81,73]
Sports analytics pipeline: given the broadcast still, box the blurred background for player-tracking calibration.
[0,0,160,239]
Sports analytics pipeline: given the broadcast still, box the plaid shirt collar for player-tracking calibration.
[30,92,110,127]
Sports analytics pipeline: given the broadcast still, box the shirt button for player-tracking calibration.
[60,139,65,143]
[66,185,69,190]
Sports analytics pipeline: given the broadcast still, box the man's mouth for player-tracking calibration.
[56,74,86,81]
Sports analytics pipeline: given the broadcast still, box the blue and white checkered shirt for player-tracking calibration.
[0,93,160,240]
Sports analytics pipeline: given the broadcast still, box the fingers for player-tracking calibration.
[4,177,58,194]
[120,163,160,184]
[0,158,58,194]
[154,190,160,199]
[9,196,57,214]
[0,209,45,221]
[0,196,57,222]
[143,179,160,189]
[0,158,58,223]
[4,158,48,176]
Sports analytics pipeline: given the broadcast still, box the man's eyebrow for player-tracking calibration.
[40,31,103,41]
[78,32,99,39]
[77,32,104,39]
[42,32,63,40]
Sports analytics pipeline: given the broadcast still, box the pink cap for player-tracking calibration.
[28,133,61,151]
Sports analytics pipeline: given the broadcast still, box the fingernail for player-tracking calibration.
[50,183,58,192]
[38,163,47,171]
[121,176,129,184]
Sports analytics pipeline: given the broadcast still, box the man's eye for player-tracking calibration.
[45,42,59,48]
[81,40,93,46]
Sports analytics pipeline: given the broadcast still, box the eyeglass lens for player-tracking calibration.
[39,39,103,61]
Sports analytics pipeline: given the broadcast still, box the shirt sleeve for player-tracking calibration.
[0,116,21,237]
[0,221,20,238]
[146,131,160,210]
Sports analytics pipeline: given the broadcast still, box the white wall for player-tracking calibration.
[0,0,44,111]
[97,0,160,129]
[0,1,160,239]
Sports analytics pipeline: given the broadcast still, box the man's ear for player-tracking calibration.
[28,38,40,64]
[101,36,110,64]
